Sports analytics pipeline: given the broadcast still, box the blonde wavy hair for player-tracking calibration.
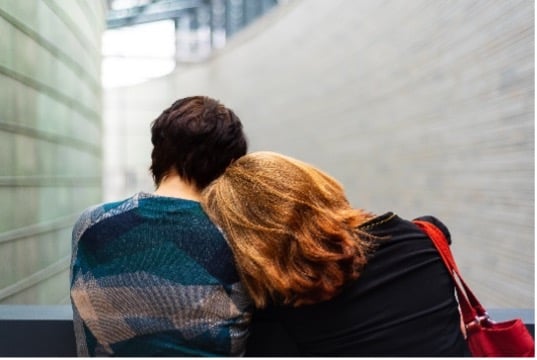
[201,151,375,308]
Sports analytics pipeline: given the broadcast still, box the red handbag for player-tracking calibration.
[413,220,535,357]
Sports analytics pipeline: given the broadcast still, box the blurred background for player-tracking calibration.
[0,0,533,310]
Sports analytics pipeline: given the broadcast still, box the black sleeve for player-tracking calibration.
[413,215,452,245]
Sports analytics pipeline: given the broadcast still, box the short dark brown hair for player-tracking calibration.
[149,96,248,189]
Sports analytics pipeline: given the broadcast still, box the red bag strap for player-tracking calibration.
[413,220,489,329]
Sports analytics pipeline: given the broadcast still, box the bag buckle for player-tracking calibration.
[465,312,493,332]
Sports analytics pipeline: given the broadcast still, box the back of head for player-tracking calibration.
[150,96,248,190]
[202,151,374,308]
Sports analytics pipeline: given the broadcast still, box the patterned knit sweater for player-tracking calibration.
[70,192,252,356]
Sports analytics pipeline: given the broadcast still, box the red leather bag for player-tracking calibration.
[414,220,535,357]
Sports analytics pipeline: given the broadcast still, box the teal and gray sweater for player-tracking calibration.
[70,192,252,356]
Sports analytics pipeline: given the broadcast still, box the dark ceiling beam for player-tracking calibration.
[106,0,206,29]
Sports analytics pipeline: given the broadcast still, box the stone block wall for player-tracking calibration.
[104,0,534,308]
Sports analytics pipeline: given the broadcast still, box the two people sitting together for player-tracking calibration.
[70,96,469,356]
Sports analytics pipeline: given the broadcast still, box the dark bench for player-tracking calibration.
[0,305,533,356]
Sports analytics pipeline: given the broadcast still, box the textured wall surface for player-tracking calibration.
[0,0,105,304]
[104,0,534,308]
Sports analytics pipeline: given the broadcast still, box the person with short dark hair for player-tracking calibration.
[70,96,251,356]
[201,151,471,357]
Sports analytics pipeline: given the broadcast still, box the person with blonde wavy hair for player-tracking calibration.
[202,151,470,357]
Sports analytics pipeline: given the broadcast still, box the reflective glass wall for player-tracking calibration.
[0,0,106,304]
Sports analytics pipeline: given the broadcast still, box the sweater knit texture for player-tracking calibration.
[70,192,252,356]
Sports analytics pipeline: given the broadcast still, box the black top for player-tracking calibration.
[245,213,471,357]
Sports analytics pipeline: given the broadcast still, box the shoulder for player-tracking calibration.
[71,194,141,243]
[359,213,452,245]
[412,215,452,244]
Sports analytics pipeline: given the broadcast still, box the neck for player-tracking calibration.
[154,173,201,201]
